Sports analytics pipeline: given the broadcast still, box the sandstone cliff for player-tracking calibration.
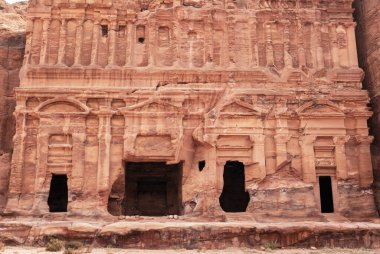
[0,0,26,211]
[354,0,380,214]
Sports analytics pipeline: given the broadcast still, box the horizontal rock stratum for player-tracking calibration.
[1,220,380,249]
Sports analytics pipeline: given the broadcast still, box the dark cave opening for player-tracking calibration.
[47,174,68,213]
[219,161,250,213]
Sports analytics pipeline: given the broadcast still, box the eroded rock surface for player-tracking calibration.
[354,0,380,214]
[1,220,380,249]
[0,0,26,212]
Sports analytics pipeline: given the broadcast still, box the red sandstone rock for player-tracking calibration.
[354,0,380,216]
[0,0,378,223]
[1,220,380,249]
[0,0,26,212]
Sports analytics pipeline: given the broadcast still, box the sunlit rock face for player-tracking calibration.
[354,0,380,214]
[2,0,378,220]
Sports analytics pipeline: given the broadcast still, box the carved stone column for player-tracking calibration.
[297,18,306,68]
[97,108,115,193]
[24,19,34,65]
[336,25,349,68]
[275,134,289,167]
[34,132,49,192]
[265,23,274,66]
[249,14,258,67]
[90,20,100,67]
[32,132,49,214]
[39,19,51,65]
[125,22,133,67]
[252,134,266,179]
[71,132,86,192]
[333,136,350,179]
[355,136,374,188]
[5,111,27,210]
[204,18,213,68]
[204,134,221,212]
[299,135,317,183]
[346,22,359,68]
[57,19,67,66]
[315,22,324,70]
[203,134,218,191]
[107,21,117,67]
[73,20,84,66]
[283,21,292,68]
[329,23,339,68]
[310,22,318,69]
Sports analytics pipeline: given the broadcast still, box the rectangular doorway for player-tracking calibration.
[319,176,334,213]
[47,174,68,212]
[124,162,182,216]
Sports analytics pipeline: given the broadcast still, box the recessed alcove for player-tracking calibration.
[124,162,182,216]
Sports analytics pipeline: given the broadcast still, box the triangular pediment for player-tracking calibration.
[122,100,184,114]
[302,105,343,114]
[220,100,262,115]
[297,100,344,116]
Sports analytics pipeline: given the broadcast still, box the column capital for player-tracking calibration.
[333,135,350,145]
[299,135,317,145]
[355,135,374,145]
[274,134,291,143]
[250,134,265,143]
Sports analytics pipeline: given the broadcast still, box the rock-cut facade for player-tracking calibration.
[5,0,379,219]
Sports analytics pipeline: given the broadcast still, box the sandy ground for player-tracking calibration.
[0,247,379,254]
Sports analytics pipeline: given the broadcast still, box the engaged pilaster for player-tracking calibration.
[39,19,51,65]
[96,108,115,193]
[252,135,266,180]
[57,19,67,66]
[299,135,317,183]
[73,20,84,67]
[355,136,374,188]
[333,136,350,179]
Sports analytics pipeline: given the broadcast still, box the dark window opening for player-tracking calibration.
[101,25,108,37]
[198,160,206,171]
[137,25,145,44]
[124,162,182,216]
[47,174,68,212]
[219,161,250,212]
[319,176,334,213]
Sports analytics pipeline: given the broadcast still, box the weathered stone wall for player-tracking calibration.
[2,0,378,219]
[0,0,26,212]
[354,0,380,213]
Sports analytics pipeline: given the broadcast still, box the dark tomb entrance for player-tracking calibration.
[47,174,68,212]
[124,162,182,216]
[319,176,334,213]
[219,161,250,212]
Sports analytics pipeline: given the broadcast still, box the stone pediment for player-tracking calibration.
[120,99,186,115]
[36,98,90,114]
[297,101,344,117]
[219,100,263,116]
